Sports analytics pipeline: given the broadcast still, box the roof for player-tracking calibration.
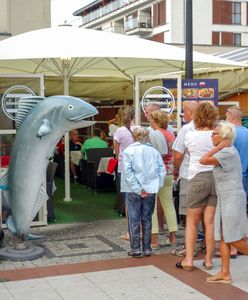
[73,0,102,16]
[212,47,248,63]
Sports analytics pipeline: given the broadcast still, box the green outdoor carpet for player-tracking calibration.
[51,177,122,224]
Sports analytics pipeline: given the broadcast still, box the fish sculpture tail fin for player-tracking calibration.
[6,216,44,240]
[0,169,10,209]
[23,233,44,240]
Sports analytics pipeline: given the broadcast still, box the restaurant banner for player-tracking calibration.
[163,79,218,106]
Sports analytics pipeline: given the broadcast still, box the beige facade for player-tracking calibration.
[0,0,51,41]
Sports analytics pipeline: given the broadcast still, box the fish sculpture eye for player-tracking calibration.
[67,104,74,110]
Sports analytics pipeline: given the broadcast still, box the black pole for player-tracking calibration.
[185,0,193,79]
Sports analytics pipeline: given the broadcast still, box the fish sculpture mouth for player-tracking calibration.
[68,112,96,122]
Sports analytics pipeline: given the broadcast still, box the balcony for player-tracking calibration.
[125,16,152,35]
[102,25,125,34]
[81,0,138,26]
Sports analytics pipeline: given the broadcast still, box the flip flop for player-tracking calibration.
[207,277,232,284]
[176,261,194,271]
[203,261,213,270]
[151,243,160,250]
[171,246,198,257]
[165,238,177,247]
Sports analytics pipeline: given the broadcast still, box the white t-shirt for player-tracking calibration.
[184,130,214,180]
[172,121,194,179]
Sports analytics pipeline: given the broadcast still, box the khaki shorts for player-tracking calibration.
[179,178,187,215]
[186,171,217,208]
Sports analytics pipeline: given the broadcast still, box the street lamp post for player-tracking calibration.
[185,0,193,79]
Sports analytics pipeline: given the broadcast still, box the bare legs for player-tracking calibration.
[182,207,203,266]
[181,205,215,267]
[231,239,248,255]
[207,239,232,283]
[207,238,248,283]
[204,205,216,266]
[70,161,78,178]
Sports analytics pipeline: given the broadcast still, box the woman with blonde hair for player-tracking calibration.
[114,106,137,239]
[200,120,248,284]
[176,101,218,271]
[108,107,124,137]
[150,110,178,246]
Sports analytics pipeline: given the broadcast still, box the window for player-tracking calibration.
[221,32,241,46]
[233,33,241,45]
[213,0,241,25]
[212,32,220,45]
[153,0,166,27]
[232,2,241,24]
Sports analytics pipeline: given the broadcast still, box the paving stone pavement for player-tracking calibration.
[1,220,248,300]
[0,219,186,271]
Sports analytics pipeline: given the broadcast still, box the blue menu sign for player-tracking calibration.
[163,79,218,106]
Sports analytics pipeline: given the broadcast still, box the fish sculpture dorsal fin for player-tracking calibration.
[16,96,45,129]
[0,169,10,208]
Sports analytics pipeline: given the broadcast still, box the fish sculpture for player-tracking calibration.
[0,95,98,239]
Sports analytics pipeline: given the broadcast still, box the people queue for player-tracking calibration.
[113,102,248,286]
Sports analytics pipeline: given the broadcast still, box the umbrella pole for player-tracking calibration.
[63,74,72,202]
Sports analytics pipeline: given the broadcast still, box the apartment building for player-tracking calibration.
[74,0,248,47]
[0,0,51,41]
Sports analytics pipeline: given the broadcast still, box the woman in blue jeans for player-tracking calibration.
[121,127,166,257]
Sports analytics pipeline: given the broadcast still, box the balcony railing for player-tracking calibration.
[102,26,125,34]
[125,16,151,32]
[82,0,138,25]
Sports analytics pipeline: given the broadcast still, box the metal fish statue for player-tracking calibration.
[0,95,98,239]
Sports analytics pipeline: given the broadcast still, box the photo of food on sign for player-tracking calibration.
[170,89,178,98]
[198,88,214,99]
[182,88,198,98]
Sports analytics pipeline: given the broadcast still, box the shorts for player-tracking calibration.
[179,178,187,215]
[186,171,217,209]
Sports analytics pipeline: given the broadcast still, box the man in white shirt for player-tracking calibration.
[173,101,198,217]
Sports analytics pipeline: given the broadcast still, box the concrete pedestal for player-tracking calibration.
[0,242,44,261]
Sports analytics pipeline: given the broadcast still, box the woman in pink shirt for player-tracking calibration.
[114,106,136,240]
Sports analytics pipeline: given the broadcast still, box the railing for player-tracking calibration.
[103,26,125,34]
[81,0,138,25]
[125,16,152,32]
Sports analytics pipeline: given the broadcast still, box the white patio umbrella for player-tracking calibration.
[0,25,245,201]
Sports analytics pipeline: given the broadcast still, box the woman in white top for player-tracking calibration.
[176,102,218,271]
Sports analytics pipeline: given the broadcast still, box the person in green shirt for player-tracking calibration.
[81,128,108,160]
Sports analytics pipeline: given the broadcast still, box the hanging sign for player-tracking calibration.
[141,86,175,116]
[1,85,36,121]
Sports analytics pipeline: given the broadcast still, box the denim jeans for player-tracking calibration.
[126,192,155,254]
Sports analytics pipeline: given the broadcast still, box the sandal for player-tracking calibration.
[203,261,213,270]
[176,261,194,271]
[171,246,198,257]
[207,276,231,284]
[165,238,177,247]
[151,243,160,250]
